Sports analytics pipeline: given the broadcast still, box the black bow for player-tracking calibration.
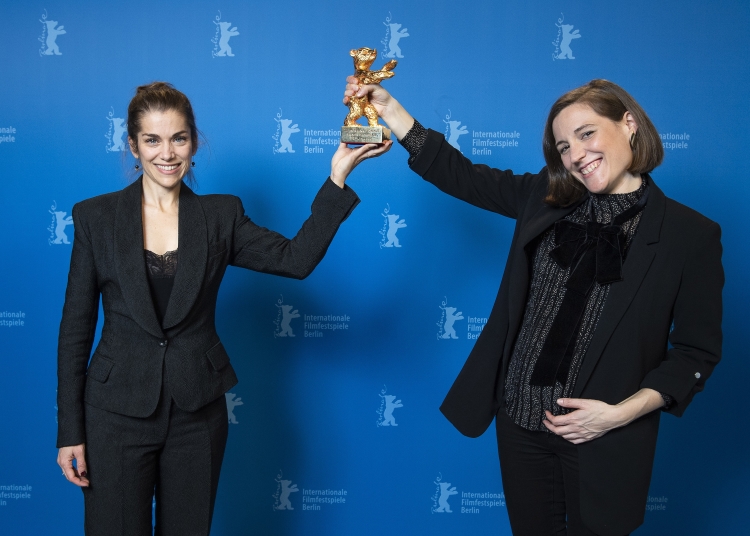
[529,185,649,387]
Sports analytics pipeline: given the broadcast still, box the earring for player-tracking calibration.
[191,161,196,167]
[134,163,140,170]
[630,132,635,148]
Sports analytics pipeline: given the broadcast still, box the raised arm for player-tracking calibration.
[344,78,544,219]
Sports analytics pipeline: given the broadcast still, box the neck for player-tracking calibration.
[607,173,642,195]
[141,177,181,212]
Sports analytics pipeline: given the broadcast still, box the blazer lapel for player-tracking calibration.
[503,199,584,359]
[114,178,164,339]
[572,177,666,397]
[161,184,207,329]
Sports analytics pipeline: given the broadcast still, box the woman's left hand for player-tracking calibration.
[543,398,627,444]
[543,388,666,444]
[330,140,393,188]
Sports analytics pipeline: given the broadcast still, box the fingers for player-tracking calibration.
[58,445,90,487]
[556,397,587,409]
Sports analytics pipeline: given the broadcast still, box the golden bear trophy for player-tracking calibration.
[341,47,397,144]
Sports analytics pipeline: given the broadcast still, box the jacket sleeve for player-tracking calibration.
[57,204,100,447]
[229,178,359,278]
[640,221,724,416]
[409,128,545,219]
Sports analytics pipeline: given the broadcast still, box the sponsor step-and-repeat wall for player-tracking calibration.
[0,1,747,534]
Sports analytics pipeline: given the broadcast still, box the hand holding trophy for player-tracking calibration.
[341,47,397,144]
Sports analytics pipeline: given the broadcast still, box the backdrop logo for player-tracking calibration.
[379,204,407,248]
[0,484,33,507]
[646,495,668,512]
[431,473,458,513]
[381,12,409,59]
[437,297,463,340]
[48,201,73,245]
[660,132,690,150]
[225,392,243,424]
[274,295,300,337]
[376,385,403,427]
[0,126,17,145]
[272,109,300,154]
[105,108,127,152]
[273,471,299,510]
[211,11,239,57]
[552,14,581,60]
[38,10,66,56]
[443,110,469,152]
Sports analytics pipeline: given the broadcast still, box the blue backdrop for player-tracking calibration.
[0,1,748,534]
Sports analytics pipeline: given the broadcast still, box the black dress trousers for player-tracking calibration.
[82,379,228,536]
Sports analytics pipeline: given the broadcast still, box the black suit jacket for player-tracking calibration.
[412,130,723,535]
[57,177,359,448]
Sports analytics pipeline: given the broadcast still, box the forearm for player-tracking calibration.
[612,388,665,427]
[379,97,414,141]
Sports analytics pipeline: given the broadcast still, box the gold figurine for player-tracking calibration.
[341,47,397,144]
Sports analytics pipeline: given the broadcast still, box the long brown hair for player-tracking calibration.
[542,79,663,206]
[126,82,201,185]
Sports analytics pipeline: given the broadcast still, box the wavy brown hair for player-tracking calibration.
[126,81,201,185]
[542,79,663,206]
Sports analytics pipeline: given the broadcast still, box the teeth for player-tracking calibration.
[156,164,178,171]
[581,160,600,175]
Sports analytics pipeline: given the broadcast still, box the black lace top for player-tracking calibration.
[144,249,177,326]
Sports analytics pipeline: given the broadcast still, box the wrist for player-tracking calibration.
[329,174,345,189]
[381,98,414,140]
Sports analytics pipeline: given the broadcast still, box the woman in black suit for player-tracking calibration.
[56,81,391,535]
[344,78,723,535]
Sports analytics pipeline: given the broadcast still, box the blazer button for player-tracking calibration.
[159,340,168,347]
[694,372,701,379]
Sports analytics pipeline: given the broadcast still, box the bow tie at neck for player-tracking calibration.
[551,184,650,289]
[528,182,649,388]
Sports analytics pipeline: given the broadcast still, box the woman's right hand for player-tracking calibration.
[58,444,90,487]
[343,76,415,141]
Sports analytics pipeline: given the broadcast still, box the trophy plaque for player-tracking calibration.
[342,47,397,144]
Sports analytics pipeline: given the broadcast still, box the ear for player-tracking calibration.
[128,137,138,158]
[623,111,639,136]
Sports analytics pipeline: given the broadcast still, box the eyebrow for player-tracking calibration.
[141,130,190,138]
[555,123,595,148]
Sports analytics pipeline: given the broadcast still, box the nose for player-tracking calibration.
[160,142,174,161]
[569,140,586,165]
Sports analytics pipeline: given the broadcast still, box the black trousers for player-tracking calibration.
[82,384,228,536]
[495,409,628,536]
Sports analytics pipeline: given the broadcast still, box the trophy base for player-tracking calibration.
[341,125,391,144]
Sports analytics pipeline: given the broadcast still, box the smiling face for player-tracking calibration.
[128,109,195,192]
[552,103,641,195]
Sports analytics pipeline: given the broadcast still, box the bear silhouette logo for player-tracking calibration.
[273,111,300,154]
[553,15,581,60]
[377,387,404,427]
[436,482,458,512]
[225,393,243,424]
[431,474,458,513]
[382,14,409,58]
[39,12,66,56]
[212,12,239,57]
[48,202,73,245]
[105,109,127,152]
[437,297,464,340]
[443,111,469,151]
[273,473,299,511]
[380,205,406,248]
[274,296,300,337]
[278,119,299,153]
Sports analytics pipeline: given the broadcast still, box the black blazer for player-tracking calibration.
[412,130,723,535]
[57,177,359,449]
